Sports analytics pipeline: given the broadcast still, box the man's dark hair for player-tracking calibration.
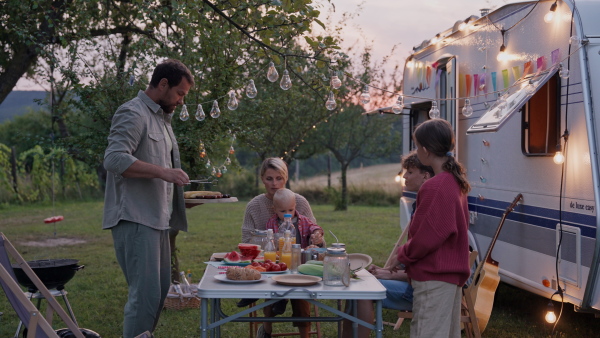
[149,59,194,88]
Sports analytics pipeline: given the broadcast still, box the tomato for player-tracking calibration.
[264,259,272,264]
[278,263,287,271]
[270,264,281,271]
[264,262,273,271]
[251,262,260,267]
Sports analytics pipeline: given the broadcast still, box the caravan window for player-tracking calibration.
[522,73,560,155]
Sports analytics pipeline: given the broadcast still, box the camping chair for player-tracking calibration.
[383,250,481,338]
[0,233,84,338]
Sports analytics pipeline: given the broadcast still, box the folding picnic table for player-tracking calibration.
[197,264,386,338]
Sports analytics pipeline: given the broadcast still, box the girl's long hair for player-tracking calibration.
[414,119,471,194]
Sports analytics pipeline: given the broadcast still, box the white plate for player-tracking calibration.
[348,253,372,271]
[271,274,322,286]
[214,274,267,284]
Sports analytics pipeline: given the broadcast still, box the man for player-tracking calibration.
[102,59,194,337]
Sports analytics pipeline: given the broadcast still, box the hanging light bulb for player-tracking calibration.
[325,91,337,110]
[211,166,217,176]
[210,100,221,118]
[227,92,238,110]
[392,95,404,114]
[406,56,415,69]
[545,302,557,323]
[330,73,342,89]
[280,69,292,90]
[554,143,565,164]
[195,104,206,121]
[179,104,189,121]
[497,44,508,62]
[216,169,222,178]
[221,165,228,174]
[462,99,474,117]
[229,145,235,154]
[360,85,371,104]
[267,61,279,82]
[205,159,211,168]
[128,74,135,86]
[544,1,558,23]
[246,79,257,98]
[429,101,440,119]
[394,171,402,183]
[569,35,581,46]
[225,157,231,165]
[525,80,536,94]
[559,63,570,79]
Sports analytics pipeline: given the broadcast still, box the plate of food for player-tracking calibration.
[214,274,267,284]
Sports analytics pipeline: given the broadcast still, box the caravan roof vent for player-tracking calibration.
[480,8,491,16]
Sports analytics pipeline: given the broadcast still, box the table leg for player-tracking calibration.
[200,296,208,338]
[374,299,383,338]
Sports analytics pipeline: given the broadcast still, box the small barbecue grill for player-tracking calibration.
[12,259,84,292]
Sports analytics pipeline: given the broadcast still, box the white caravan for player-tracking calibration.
[389,0,600,316]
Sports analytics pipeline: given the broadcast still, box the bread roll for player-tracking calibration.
[225,267,261,280]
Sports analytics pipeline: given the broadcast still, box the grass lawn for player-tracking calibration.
[0,200,598,337]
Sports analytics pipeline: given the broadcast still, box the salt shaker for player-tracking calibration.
[291,244,302,273]
[323,247,349,286]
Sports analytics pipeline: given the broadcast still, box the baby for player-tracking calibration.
[266,188,324,248]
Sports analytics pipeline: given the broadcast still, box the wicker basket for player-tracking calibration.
[164,284,201,310]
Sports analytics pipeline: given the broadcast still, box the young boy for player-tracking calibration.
[266,188,324,248]
[257,188,325,338]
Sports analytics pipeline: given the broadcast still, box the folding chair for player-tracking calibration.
[383,251,482,338]
[0,233,84,338]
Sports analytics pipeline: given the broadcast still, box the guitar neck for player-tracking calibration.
[473,193,523,278]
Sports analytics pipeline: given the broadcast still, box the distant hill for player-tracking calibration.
[0,91,47,123]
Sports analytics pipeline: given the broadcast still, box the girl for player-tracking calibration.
[394,119,471,338]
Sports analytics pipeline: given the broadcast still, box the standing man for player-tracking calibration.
[102,59,194,337]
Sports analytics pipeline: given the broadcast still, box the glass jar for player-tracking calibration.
[323,247,350,286]
[249,229,268,250]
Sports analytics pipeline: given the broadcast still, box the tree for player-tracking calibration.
[306,46,404,210]
[0,0,340,179]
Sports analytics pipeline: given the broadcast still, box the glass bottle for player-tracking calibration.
[280,230,293,267]
[323,247,350,286]
[264,229,277,263]
[278,214,296,252]
[291,244,302,273]
[250,229,268,251]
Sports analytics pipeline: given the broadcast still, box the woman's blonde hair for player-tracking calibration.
[260,157,289,182]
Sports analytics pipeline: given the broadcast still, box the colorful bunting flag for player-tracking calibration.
[502,69,509,89]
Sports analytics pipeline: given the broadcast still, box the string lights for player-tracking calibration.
[154,0,583,179]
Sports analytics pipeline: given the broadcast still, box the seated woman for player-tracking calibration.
[342,151,433,338]
[241,157,317,338]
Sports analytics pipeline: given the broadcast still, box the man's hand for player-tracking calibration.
[162,168,190,187]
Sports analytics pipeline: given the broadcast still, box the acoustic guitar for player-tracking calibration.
[470,193,523,333]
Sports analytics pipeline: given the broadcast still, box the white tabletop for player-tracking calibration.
[197,264,386,300]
